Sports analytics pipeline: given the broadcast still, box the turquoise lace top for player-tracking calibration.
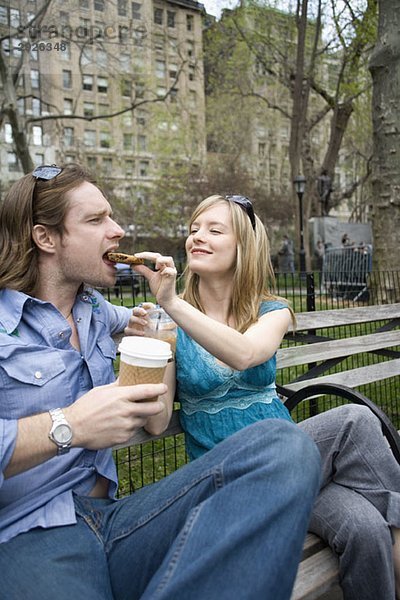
[176,300,294,460]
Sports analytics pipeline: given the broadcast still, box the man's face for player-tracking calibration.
[52,181,125,288]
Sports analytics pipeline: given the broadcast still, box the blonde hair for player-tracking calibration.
[182,195,293,333]
[0,163,96,295]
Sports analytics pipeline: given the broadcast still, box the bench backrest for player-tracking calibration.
[279,303,400,393]
[114,303,400,449]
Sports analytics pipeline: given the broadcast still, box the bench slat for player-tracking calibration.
[289,303,400,332]
[291,547,340,600]
[284,358,400,393]
[277,330,400,368]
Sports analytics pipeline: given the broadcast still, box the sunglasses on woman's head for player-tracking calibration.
[225,195,256,230]
[32,164,63,181]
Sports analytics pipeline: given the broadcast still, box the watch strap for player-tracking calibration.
[49,408,72,455]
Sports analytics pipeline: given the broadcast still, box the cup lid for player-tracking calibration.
[118,336,172,360]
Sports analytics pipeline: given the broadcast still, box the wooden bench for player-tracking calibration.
[114,302,400,600]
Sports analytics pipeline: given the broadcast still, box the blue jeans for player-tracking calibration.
[299,405,400,600]
[0,420,320,600]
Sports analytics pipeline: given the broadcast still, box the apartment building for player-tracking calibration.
[0,0,206,207]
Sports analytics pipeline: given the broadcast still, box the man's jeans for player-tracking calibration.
[0,420,320,600]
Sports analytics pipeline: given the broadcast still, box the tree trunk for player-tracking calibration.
[369,0,400,301]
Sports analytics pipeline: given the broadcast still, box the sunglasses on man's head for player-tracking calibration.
[32,164,62,181]
[225,195,256,230]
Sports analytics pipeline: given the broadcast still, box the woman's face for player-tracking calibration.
[185,203,237,277]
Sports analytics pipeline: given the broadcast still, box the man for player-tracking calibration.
[0,164,320,599]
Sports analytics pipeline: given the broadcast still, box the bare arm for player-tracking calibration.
[133,253,291,371]
[4,382,166,478]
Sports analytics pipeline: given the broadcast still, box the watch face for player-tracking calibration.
[54,423,72,444]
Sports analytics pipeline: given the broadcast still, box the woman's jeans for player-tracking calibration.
[299,405,400,600]
[0,420,320,600]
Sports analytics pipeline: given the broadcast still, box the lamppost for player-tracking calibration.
[293,175,306,273]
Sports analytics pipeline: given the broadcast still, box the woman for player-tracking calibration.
[130,194,400,600]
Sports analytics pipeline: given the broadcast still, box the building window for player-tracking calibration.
[32,98,41,116]
[63,127,74,146]
[34,153,45,165]
[79,17,90,36]
[83,74,94,91]
[60,11,69,25]
[81,46,93,66]
[94,0,104,11]
[63,99,73,115]
[136,110,146,126]
[258,142,266,157]
[167,11,175,28]
[63,70,72,88]
[17,98,25,114]
[138,135,146,151]
[97,49,107,67]
[60,43,71,61]
[125,160,134,176]
[84,130,96,147]
[79,0,89,7]
[135,81,144,98]
[187,40,194,57]
[102,158,112,174]
[10,7,20,28]
[154,36,164,52]
[169,63,178,79]
[118,0,127,16]
[30,44,38,61]
[32,126,43,146]
[132,2,141,19]
[100,131,110,148]
[186,14,194,31]
[0,6,8,25]
[155,60,165,79]
[188,65,195,81]
[97,76,108,93]
[139,160,149,177]
[4,123,13,143]
[123,134,133,150]
[170,88,178,103]
[154,8,163,25]
[120,54,130,72]
[83,101,94,117]
[7,152,19,172]
[99,103,109,114]
[121,79,131,97]
[87,156,97,169]
[31,69,40,89]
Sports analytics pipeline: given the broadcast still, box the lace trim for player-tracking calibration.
[180,384,278,416]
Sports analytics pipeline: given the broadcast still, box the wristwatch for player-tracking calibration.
[48,408,73,455]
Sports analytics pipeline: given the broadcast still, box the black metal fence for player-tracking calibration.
[110,269,400,495]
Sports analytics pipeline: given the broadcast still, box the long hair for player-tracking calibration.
[182,195,292,333]
[0,163,96,295]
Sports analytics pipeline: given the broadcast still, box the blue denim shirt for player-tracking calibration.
[0,288,131,543]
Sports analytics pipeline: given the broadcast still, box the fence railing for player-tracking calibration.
[107,269,400,495]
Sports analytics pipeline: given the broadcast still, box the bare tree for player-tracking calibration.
[205,0,377,267]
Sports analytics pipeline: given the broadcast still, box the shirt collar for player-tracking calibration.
[0,289,48,334]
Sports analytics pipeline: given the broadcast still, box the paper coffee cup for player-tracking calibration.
[118,336,172,399]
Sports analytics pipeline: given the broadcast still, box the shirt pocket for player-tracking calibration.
[0,349,67,418]
[97,336,117,361]
[90,336,117,386]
